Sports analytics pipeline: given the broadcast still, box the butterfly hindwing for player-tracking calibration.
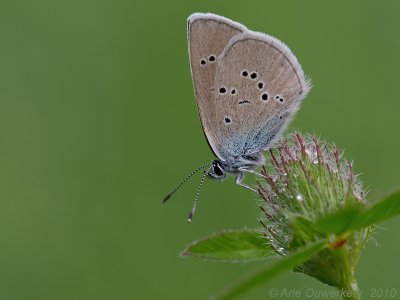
[212,31,311,159]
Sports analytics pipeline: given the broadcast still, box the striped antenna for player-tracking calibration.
[187,171,207,223]
[163,162,210,203]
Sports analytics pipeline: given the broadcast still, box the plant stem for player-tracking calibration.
[340,279,361,300]
[339,246,361,300]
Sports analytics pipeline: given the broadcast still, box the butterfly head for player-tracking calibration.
[206,160,227,180]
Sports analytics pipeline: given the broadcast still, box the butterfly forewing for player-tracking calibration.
[187,13,245,159]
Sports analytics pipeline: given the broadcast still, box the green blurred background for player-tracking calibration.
[0,0,399,299]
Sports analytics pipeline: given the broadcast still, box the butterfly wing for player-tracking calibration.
[187,13,245,159]
[211,31,311,160]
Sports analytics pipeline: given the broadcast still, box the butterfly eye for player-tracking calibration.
[213,164,224,176]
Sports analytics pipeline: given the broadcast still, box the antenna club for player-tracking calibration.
[162,193,172,203]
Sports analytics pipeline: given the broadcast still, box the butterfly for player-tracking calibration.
[164,13,311,222]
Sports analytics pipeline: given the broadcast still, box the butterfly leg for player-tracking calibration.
[239,167,265,178]
[235,172,258,194]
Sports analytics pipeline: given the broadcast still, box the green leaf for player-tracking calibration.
[211,240,327,300]
[315,189,400,235]
[180,229,273,262]
[313,206,363,235]
[355,189,400,228]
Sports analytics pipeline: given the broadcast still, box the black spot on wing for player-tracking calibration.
[238,99,250,105]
